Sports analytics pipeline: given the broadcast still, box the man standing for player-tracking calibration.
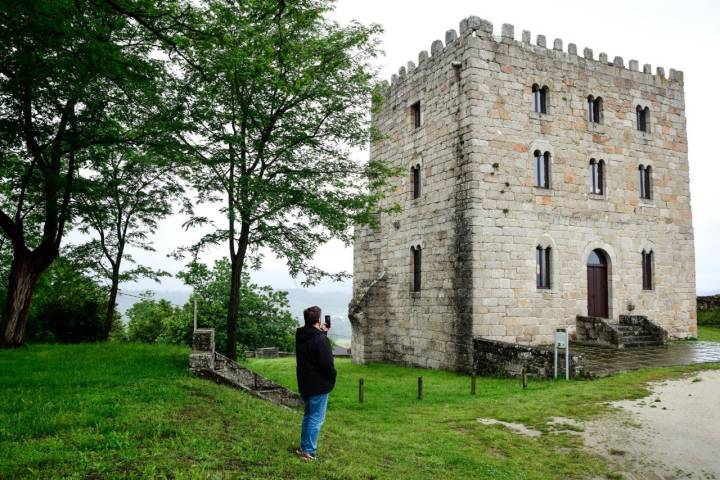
[295,306,336,460]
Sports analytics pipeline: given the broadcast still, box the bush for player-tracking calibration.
[127,296,183,343]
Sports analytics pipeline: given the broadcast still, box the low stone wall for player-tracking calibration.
[473,338,583,378]
[697,295,720,312]
[575,316,619,347]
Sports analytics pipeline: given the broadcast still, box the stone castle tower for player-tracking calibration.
[349,16,696,372]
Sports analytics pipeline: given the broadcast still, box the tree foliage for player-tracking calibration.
[175,0,396,359]
[72,145,184,338]
[0,0,184,346]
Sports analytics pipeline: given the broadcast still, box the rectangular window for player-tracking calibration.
[412,247,422,292]
[536,246,551,289]
[412,166,421,199]
[642,251,653,290]
[590,160,604,195]
[411,101,421,129]
[640,166,652,199]
[535,151,550,188]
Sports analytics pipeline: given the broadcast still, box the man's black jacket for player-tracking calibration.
[295,325,336,397]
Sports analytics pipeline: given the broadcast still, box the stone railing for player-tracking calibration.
[575,316,620,347]
[188,329,303,408]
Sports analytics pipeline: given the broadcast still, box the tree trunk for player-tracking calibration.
[103,266,121,340]
[0,254,46,347]
[226,224,250,360]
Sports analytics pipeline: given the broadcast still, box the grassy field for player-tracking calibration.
[1,332,719,479]
[699,325,720,342]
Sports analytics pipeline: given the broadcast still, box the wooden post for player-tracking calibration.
[522,372,528,389]
[418,376,423,400]
[359,377,364,403]
[471,374,477,395]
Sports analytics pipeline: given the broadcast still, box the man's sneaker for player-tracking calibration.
[295,449,316,461]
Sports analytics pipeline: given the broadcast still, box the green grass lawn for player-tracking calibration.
[699,325,720,342]
[1,343,718,479]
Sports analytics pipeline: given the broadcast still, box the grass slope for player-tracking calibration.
[0,339,718,479]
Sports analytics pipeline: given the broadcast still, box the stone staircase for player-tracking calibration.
[189,328,303,408]
[576,315,667,348]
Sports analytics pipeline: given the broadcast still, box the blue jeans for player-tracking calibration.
[300,393,329,455]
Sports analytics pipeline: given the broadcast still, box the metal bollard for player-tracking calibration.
[359,377,364,403]
[418,376,423,400]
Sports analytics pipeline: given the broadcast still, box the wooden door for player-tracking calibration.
[587,264,608,318]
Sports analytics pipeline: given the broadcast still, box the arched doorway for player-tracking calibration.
[587,249,609,318]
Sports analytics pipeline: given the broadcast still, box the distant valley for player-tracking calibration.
[116,288,354,345]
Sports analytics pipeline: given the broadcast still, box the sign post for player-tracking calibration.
[554,328,570,380]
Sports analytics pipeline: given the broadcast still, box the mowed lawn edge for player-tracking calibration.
[1,330,719,479]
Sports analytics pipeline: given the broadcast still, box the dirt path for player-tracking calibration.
[582,370,720,479]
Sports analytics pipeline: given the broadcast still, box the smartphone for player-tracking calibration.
[324,315,331,329]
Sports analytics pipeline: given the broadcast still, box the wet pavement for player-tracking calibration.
[570,341,720,377]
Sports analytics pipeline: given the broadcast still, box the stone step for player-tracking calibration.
[621,340,665,348]
[619,335,661,342]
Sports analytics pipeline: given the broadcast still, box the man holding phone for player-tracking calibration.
[295,306,336,460]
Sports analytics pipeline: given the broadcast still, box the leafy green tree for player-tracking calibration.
[72,145,184,340]
[176,0,396,359]
[127,294,181,343]
[0,0,184,347]
[178,259,297,353]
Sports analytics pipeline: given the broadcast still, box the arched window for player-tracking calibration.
[534,150,550,188]
[411,245,422,292]
[639,165,652,199]
[589,159,605,194]
[636,105,650,132]
[642,249,654,290]
[536,246,551,289]
[588,95,602,123]
[532,84,548,114]
[411,164,421,199]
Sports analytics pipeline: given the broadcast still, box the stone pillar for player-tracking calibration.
[189,328,215,372]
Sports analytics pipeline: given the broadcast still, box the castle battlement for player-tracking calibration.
[383,16,683,94]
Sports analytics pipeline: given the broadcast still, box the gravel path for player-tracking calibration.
[582,370,720,479]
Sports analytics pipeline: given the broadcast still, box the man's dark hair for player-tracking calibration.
[303,306,322,326]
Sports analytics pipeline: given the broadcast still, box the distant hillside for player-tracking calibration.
[117,288,353,344]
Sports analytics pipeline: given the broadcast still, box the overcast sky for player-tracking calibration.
[108,0,720,295]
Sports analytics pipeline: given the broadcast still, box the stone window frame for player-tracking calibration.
[588,155,607,198]
[639,240,656,292]
[531,83,550,115]
[529,140,554,192]
[407,156,423,202]
[534,234,557,292]
[638,163,653,202]
[408,99,422,130]
[587,95,603,124]
[634,98,652,134]
[408,240,424,297]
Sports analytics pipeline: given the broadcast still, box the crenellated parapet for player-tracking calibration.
[382,16,684,96]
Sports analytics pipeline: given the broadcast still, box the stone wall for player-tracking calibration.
[473,338,583,378]
[352,15,696,372]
